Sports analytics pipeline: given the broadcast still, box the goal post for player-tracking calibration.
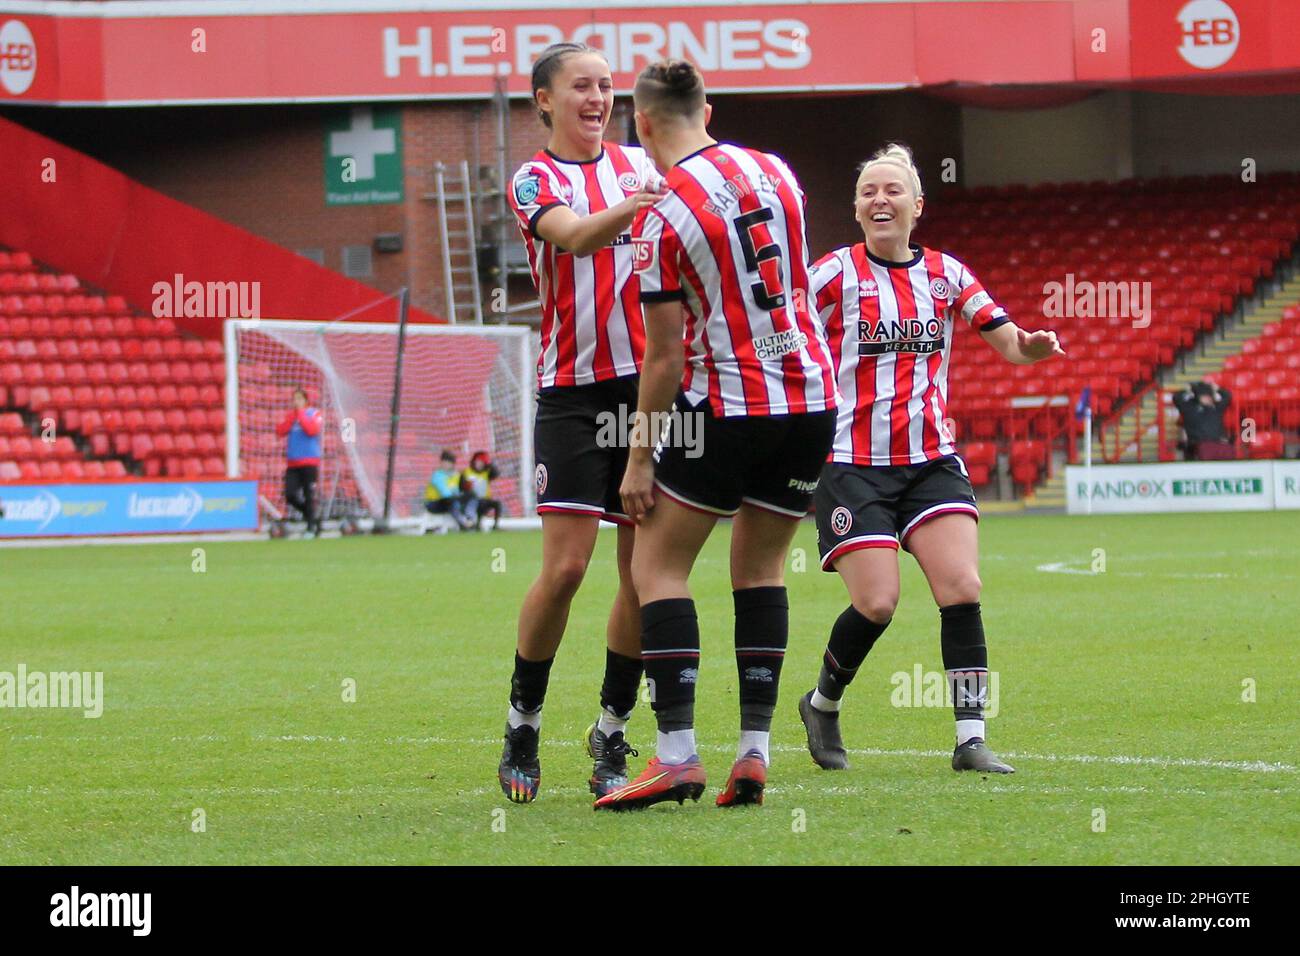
[225,318,535,529]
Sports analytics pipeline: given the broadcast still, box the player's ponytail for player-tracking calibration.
[857,142,924,198]
[530,42,607,129]
[634,59,705,120]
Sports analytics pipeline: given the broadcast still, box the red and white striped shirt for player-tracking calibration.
[510,142,659,389]
[811,243,1008,466]
[633,143,837,418]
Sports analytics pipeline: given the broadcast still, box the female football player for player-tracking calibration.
[796,144,1064,774]
[496,42,664,803]
[594,60,838,811]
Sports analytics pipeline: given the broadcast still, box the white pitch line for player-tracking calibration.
[138,734,1300,774]
[1035,561,1233,579]
[7,732,1291,774]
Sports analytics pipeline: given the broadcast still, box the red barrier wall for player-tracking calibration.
[0,114,442,338]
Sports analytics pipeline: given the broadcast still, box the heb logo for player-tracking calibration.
[0,19,37,95]
[1176,0,1239,70]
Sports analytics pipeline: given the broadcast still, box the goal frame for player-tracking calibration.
[223,318,536,522]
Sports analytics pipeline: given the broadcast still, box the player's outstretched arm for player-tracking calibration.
[981,321,1066,365]
[535,186,664,257]
[620,300,685,523]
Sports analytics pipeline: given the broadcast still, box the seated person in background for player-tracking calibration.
[1174,380,1234,460]
[461,451,502,531]
[425,450,471,531]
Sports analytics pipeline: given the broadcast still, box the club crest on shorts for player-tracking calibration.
[534,463,548,495]
[929,277,951,300]
[830,506,853,536]
[618,172,641,193]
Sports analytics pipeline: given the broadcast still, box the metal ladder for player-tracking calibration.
[433,160,483,324]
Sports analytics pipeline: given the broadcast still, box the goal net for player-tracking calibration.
[224,319,535,528]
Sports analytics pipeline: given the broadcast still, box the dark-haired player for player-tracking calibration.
[594,60,838,811]
[496,42,665,803]
[796,144,1064,774]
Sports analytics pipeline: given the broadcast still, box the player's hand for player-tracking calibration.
[1018,328,1066,362]
[621,183,666,217]
[620,456,656,524]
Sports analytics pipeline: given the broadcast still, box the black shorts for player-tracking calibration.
[653,392,836,518]
[815,455,978,571]
[534,375,639,526]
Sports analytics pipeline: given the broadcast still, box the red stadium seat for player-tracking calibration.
[1247,431,1285,459]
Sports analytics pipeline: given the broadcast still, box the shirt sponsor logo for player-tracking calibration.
[753,328,808,360]
[857,316,944,355]
[632,238,656,273]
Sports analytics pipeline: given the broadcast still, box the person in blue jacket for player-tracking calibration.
[275,386,324,538]
[425,449,471,531]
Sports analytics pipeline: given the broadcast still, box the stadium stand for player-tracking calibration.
[914,172,1300,491]
[0,246,227,481]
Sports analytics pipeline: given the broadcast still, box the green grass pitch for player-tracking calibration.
[1,510,1296,865]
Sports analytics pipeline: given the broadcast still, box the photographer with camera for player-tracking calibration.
[1173,379,1234,461]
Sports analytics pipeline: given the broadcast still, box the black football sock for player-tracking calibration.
[639,598,699,733]
[598,648,643,722]
[508,651,554,724]
[939,602,989,736]
[815,605,890,706]
[733,586,789,734]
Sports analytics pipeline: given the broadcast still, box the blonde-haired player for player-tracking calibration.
[797,143,1064,773]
